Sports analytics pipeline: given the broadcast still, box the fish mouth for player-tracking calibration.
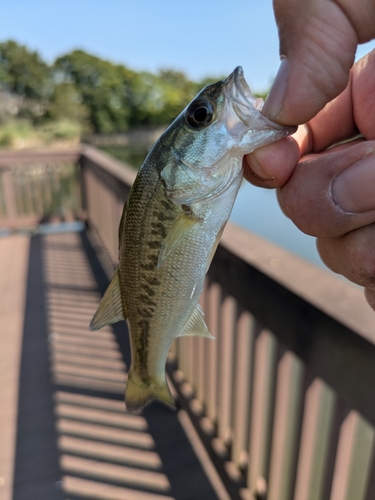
[224,66,296,134]
[224,66,258,109]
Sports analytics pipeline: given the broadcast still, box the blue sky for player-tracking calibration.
[2,0,374,94]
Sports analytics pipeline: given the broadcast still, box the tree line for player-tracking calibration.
[0,40,239,135]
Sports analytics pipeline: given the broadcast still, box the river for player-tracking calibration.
[230,181,324,268]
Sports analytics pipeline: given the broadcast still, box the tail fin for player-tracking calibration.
[125,371,175,412]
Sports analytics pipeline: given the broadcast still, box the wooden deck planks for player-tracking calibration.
[0,231,219,500]
[0,235,30,500]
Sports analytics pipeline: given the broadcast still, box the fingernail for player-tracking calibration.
[262,57,289,120]
[332,153,375,213]
[244,153,275,180]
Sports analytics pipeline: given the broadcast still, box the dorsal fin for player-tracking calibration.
[177,304,214,338]
[90,269,126,331]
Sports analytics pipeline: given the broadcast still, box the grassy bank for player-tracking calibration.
[0,118,83,150]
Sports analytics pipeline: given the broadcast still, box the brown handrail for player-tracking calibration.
[77,145,375,500]
[1,145,375,500]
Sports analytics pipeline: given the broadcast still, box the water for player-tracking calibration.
[39,220,86,234]
[99,146,148,170]
[230,181,324,268]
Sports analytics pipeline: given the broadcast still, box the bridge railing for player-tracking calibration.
[0,149,81,229]
[1,145,375,500]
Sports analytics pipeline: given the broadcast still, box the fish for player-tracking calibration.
[90,66,296,412]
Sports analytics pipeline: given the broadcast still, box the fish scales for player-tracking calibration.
[122,164,207,370]
[90,66,296,411]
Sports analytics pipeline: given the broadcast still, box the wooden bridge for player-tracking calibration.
[1,146,375,500]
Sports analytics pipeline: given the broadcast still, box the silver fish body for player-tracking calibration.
[90,67,295,411]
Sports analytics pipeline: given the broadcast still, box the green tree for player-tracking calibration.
[47,82,89,127]
[125,69,197,128]
[155,69,196,122]
[53,51,199,132]
[0,40,271,136]
[0,40,52,100]
[54,50,135,134]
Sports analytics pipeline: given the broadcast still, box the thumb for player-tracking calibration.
[262,0,373,125]
[278,142,375,239]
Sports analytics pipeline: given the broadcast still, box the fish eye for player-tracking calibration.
[186,100,214,129]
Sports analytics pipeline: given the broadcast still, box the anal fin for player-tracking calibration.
[90,269,125,331]
[177,304,214,339]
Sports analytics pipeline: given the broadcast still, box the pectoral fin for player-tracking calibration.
[178,304,214,339]
[157,211,198,268]
[90,269,126,330]
[206,223,226,272]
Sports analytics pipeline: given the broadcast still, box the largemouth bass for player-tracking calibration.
[90,67,295,412]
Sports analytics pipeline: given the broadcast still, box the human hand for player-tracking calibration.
[244,0,375,308]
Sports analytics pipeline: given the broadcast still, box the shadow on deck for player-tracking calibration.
[5,229,219,500]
